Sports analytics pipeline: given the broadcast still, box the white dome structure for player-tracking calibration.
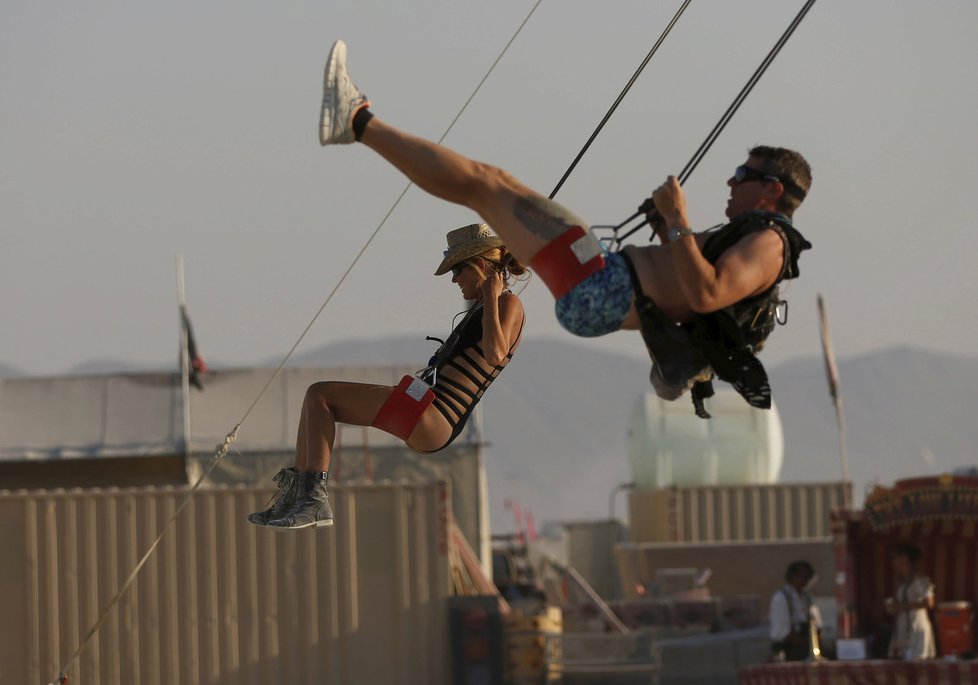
[627,388,784,488]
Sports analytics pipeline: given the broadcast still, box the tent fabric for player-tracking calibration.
[0,365,480,461]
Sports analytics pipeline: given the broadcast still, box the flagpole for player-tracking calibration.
[176,254,192,458]
[817,294,850,508]
[835,392,849,506]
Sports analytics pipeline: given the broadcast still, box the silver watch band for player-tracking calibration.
[669,226,695,242]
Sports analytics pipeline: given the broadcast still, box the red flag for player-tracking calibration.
[180,305,208,390]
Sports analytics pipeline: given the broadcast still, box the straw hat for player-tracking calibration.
[433,223,504,275]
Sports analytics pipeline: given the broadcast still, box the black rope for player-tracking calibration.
[548,0,693,200]
[613,0,818,245]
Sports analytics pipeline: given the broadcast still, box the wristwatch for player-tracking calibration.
[668,226,695,242]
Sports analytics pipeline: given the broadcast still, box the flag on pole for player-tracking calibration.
[818,294,851,504]
[817,295,841,403]
[180,305,208,390]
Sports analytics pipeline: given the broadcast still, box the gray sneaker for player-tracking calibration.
[247,467,300,526]
[268,471,334,530]
[319,39,370,145]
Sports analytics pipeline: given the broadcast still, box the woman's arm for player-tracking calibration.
[480,273,522,366]
[886,579,936,613]
[889,599,932,612]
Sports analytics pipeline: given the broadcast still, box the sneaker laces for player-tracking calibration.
[272,468,290,488]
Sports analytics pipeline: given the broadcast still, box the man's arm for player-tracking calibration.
[651,177,784,313]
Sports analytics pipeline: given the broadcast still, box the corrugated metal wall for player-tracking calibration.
[0,481,452,685]
[615,538,836,601]
[563,521,626,601]
[628,481,851,543]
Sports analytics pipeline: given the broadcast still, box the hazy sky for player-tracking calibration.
[3,0,978,377]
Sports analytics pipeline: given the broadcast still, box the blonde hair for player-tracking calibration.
[465,247,529,288]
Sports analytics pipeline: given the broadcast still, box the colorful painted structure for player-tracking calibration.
[740,474,978,684]
[832,474,978,656]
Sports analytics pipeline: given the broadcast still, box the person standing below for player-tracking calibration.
[769,560,822,662]
[886,544,936,660]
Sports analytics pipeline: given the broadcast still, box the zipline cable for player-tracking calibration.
[549,0,692,200]
[49,3,543,683]
[614,0,817,245]
[678,0,816,185]
[233,0,543,434]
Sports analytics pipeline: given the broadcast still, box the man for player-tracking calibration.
[769,560,823,662]
[318,40,812,411]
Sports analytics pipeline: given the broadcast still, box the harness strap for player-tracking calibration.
[529,225,605,299]
[372,375,435,440]
[620,251,711,396]
[621,248,775,415]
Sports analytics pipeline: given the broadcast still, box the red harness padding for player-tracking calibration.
[372,375,435,440]
[529,225,606,300]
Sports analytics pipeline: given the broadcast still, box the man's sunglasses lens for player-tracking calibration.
[735,165,777,184]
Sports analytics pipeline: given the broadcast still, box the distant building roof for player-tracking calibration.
[0,366,481,461]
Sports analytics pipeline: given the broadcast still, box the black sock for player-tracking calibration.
[352,107,374,142]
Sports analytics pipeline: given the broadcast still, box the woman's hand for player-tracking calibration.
[481,268,504,302]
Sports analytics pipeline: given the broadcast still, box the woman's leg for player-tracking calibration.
[269,381,397,529]
[296,381,395,473]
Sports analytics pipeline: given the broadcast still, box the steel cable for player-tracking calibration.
[615,0,818,245]
[549,0,693,200]
[49,3,543,682]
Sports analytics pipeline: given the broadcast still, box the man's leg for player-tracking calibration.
[321,40,605,300]
[360,118,568,264]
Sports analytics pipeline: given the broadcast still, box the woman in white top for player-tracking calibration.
[886,544,936,660]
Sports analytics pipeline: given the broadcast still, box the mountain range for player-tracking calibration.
[282,338,978,529]
[4,342,976,530]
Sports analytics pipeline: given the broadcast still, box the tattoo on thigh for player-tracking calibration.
[513,196,589,241]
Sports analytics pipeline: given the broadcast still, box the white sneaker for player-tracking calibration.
[319,39,370,145]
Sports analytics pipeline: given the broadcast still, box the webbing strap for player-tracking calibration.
[529,226,605,300]
[372,375,435,440]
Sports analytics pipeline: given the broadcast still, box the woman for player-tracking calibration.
[248,223,527,530]
[885,544,936,660]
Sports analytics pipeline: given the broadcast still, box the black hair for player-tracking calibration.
[748,145,812,217]
[893,544,923,563]
[785,560,815,582]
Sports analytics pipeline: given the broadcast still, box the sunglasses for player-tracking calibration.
[734,165,783,185]
[450,262,469,277]
[733,165,806,200]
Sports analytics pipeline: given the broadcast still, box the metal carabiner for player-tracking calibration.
[775,300,788,325]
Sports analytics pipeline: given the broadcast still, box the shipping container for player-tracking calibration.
[627,481,850,544]
[0,481,452,685]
